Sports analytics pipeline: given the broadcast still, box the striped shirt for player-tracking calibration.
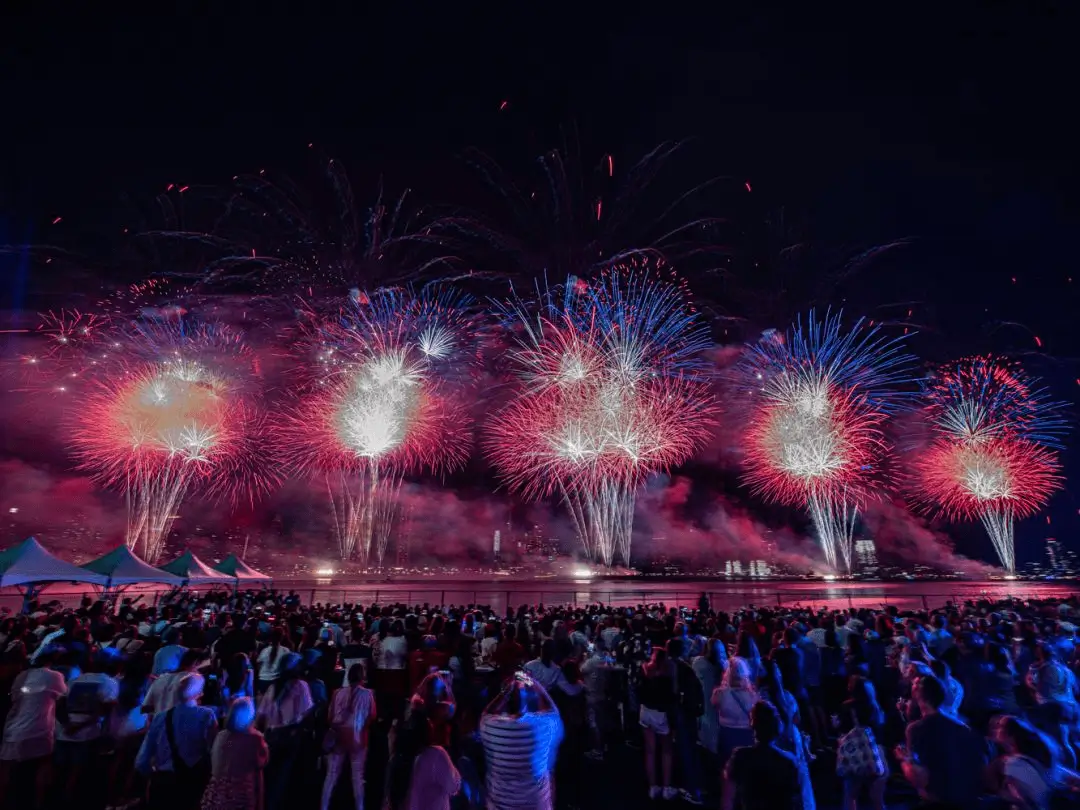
[479,711,563,810]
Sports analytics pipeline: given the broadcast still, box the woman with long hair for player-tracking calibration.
[735,632,764,684]
[639,646,677,800]
[837,677,887,810]
[255,628,290,696]
[200,698,268,810]
[692,638,728,755]
[320,663,374,810]
[713,656,757,768]
[761,660,816,810]
[224,654,254,703]
[991,715,1061,810]
[385,706,461,810]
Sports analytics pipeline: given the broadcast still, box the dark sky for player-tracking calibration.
[2,6,1079,565]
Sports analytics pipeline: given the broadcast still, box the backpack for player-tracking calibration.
[676,661,705,717]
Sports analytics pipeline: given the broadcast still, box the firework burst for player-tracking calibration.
[911,356,1067,571]
[278,285,477,565]
[736,310,915,571]
[72,319,266,562]
[487,264,715,566]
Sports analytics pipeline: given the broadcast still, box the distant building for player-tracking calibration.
[855,539,879,574]
[725,560,744,576]
[493,530,501,564]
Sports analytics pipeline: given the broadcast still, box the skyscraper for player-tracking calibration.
[855,539,879,574]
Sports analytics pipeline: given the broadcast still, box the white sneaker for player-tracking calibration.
[649,786,663,800]
[662,787,679,800]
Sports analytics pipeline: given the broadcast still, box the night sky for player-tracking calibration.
[2,7,1079,567]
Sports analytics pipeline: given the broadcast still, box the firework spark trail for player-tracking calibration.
[487,266,715,567]
[912,358,1067,571]
[279,286,476,565]
[72,324,263,562]
[736,310,915,572]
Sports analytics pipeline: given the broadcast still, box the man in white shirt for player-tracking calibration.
[142,650,203,715]
[53,652,121,802]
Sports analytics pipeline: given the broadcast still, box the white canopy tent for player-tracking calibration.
[81,545,184,590]
[159,550,234,585]
[213,554,272,586]
[0,537,110,589]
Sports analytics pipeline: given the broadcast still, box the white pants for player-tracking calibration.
[321,747,367,810]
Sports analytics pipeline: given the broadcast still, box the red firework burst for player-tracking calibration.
[487,375,714,498]
[912,438,1062,521]
[741,370,891,508]
[72,362,258,500]
[275,366,469,479]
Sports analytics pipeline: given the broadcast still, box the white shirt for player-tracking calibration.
[257,645,289,681]
[142,672,186,715]
[379,636,408,670]
[522,660,582,696]
[2,668,67,745]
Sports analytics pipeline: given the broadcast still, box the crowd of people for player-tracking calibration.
[3,587,1080,809]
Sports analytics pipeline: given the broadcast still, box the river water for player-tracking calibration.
[6,577,1078,613]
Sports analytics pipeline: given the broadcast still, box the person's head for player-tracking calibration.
[913,674,946,715]
[762,659,784,696]
[750,700,782,744]
[540,638,556,665]
[390,620,404,637]
[736,632,759,660]
[665,637,685,661]
[992,715,1055,768]
[706,637,728,668]
[178,649,203,673]
[176,672,205,706]
[225,697,257,733]
[725,656,753,690]
[347,662,366,687]
[1035,641,1057,664]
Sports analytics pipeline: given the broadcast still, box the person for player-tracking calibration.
[722,700,804,810]
[0,651,67,809]
[760,661,815,810]
[669,637,705,805]
[53,649,121,803]
[479,673,564,810]
[638,644,677,800]
[385,705,461,810]
[320,663,375,810]
[136,673,219,810]
[257,653,313,810]
[692,637,728,755]
[108,652,154,810]
[1028,642,1079,707]
[492,625,525,678]
[200,697,268,810]
[581,645,614,759]
[987,714,1062,810]
[153,627,188,676]
[714,657,757,767]
[223,653,255,703]
[836,678,886,810]
[255,628,290,695]
[143,650,204,716]
[896,674,989,808]
[523,639,583,696]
